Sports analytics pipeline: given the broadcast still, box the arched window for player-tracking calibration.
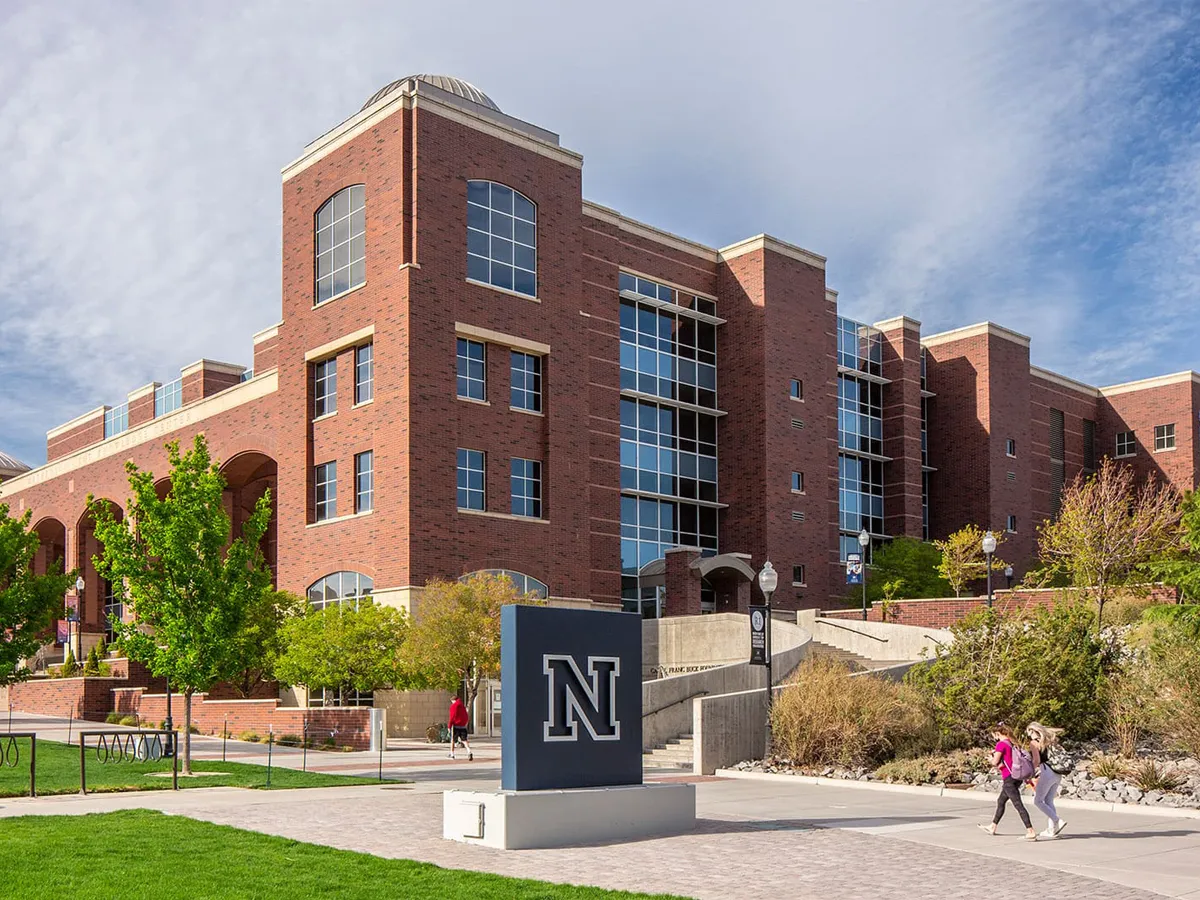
[307,571,373,610]
[466,181,536,298]
[460,569,548,599]
[315,185,365,304]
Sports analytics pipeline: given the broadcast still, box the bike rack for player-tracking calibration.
[79,729,177,794]
[1,732,37,798]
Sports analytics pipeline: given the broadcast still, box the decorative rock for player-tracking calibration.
[1125,787,1143,802]
[1083,791,1104,801]
[1105,789,1122,803]
[1145,790,1163,803]
[1093,777,1110,788]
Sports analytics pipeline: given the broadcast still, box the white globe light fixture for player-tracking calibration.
[757,560,778,597]
[857,529,870,621]
[982,531,997,608]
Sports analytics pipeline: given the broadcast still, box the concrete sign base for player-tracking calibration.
[443,782,696,850]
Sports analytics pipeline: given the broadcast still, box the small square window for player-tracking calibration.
[354,451,373,513]
[1154,423,1176,452]
[790,379,803,401]
[1006,515,1017,533]
[792,564,806,586]
[457,339,486,402]
[791,472,804,493]
[1005,438,1016,457]
[457,449,485,511]
[1116,431,1136,457]
[314,462,337,521]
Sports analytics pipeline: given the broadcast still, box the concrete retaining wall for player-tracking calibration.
[642,615,810,750]
[797,610,950,661]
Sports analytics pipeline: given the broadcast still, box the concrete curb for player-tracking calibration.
[714,768,1200,820]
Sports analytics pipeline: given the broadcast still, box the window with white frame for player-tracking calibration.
[104,404,128,439]
[155,378,183,417]
[457,449,485,510]
[103,579,122,644]
[790,379,803,401]
[1006,515,1017,533]
[792,565,806,586]
[1005,438,1016,457]
[355,451,373,513]
[315,185,365,304]
[791,471,804,493]
[314,462,337,521]
[1155,423,1176,451]
[456,339,486,402]
[510,351,542,412]
[460,569,548,599]
[307,571,373,610]
[467,181,536,297]
[355,343,373,404]
[313,358,337,418]
[1116,430,1136,457]
[510,458,542,518]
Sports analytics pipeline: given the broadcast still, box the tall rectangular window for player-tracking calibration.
[790,379,803,401]
[511,458,542,518]
[510,351,542,412]
[1050,408,1065,519]
[103,403,129,438]
[1005,438,1016,457]
[355,343,374,404]
[1006,515,1017,533]
[155,378,183,417]
[314,462,337,521]
[791,471,804,493]
[1116,431,1136,457]
[457,449,485,510]
[456,339,486,402]
[354,451,374,513]
[313,358,337,419]
[1083,419,1096,471]
[792,565,806,586]
[1155,423,1176,451]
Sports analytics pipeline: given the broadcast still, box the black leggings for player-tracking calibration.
[994,776,1033,828]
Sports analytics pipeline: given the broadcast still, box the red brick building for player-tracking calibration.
[1,74,1197,667]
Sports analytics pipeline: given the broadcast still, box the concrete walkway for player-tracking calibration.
[3,717,1198,900]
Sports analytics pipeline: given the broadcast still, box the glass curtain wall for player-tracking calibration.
[837,317,885,560]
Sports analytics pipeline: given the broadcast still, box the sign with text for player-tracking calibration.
[55,620,69,645]
[845,553,864,585]
[500,604,642,792]
[749,605,768,666]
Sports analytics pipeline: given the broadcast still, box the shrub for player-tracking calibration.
[875,748,992,785]
[237,731,260,743]
[105,712,123,724]
[119,715,138,727]
[1107,668,1155,757]
[906,602,1113,746]
[770,656,935,767]
[322,736,337,748]
[1128,759,1185,793]
[276,733,302,747]
[58,650,79,678]
[1090,753,1129,780]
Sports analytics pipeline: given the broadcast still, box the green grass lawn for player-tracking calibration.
[0,737,379,797]
[0,810,683,899]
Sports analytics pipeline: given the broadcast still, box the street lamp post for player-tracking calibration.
[757,561,778,761]
[1004,565,1014,590]
[72,576,84,662]
[858,529,871,621]
[982,531,997,609]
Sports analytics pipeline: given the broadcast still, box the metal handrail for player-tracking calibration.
[1,732,37,797]
[814,619,890,642]
[642,690,709,718]
[923,634,947,648]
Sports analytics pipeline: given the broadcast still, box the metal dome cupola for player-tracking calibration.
[362,75,499,112]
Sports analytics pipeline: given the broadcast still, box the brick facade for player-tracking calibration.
[1,74,1197,664]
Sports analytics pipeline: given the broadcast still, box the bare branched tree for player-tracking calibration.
[1038,458,1181,626]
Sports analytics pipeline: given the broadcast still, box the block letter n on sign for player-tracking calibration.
[543,655,620,741]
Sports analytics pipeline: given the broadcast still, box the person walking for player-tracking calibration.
[1027,722,1067,838]
[978,723,1038,841]
[447,696,472,761]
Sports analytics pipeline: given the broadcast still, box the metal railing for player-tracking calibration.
[815,619,890,642]
[1,733,37,797]
[79,730,177,794]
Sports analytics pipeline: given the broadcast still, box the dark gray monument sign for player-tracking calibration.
[500,604,642,791]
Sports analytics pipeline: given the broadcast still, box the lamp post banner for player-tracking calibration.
[749,605,768,666]
[845,554,863,585]
[500,604,642,792]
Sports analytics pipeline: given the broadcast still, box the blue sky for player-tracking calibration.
[1,0,1198,467]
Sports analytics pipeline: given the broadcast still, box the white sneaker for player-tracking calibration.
[1054,820,1067,836]
[448,752,455,759]
[1040,827,1057,838]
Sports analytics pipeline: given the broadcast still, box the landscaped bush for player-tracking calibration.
[1089,753,1129,780]
[237,731,260,743]
[105,712,123,724]
[118,715,138,727]
[276,734,302,747]
[1128,759,1185,793]
[905,602,1113,746]
[1136,607,1200,755]
[874,748,992,785]
[770,656,934,767]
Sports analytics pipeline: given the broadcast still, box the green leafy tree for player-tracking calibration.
[906,602,1114,746]
[1144,490,1200,600]
[90,435,273,774]
[274,600,411,702]
[403,573,540,720]
[1038,459,1180,626]
[0,505,75,685]
[227,589,307,698]
[934,525,1007,597]
[859,537,951,603]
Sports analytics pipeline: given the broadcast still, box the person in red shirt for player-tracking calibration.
[448,696,472,761]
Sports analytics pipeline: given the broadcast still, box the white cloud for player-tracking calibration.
[0,0,1196,464]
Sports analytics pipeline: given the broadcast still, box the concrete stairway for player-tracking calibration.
[643,734,694,770]
[805,639,886,672]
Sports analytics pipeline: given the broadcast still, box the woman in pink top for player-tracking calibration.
[978,723,1038,840]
